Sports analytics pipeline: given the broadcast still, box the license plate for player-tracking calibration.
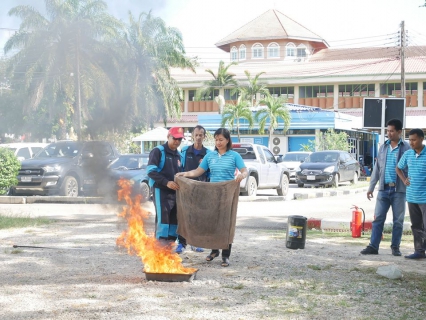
[21,176,32,182]
[307,175,316,181]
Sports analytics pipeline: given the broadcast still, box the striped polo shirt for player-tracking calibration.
[397,146,426,204]
[384,139,402,184]
[199,150,246,183]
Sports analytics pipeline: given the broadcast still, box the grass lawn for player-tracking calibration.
[0,215,52,229]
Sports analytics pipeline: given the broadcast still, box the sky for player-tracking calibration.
[1,0,426,65]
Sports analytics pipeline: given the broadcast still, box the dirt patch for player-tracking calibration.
[1,214,425,320]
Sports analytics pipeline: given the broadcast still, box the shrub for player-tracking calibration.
[0,148,20,195]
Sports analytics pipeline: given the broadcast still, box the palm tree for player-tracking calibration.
[221,98,253,141]
[196,60,238,114]
[121,11,197,128]
[255,94,291,149]
[4,0,122,140]
[238,70,269,107]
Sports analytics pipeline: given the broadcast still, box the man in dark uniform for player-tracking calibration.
[147,127,184,244]
[175,125,211,253]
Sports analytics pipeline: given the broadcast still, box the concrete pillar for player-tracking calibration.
[374,82,380,97]
[184,89,189,113]
[418,81,424,107]
[294,85,299,104]
[333,84,339,110]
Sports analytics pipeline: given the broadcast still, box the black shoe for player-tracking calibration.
[391,246,401,256]
[360,246,378,255]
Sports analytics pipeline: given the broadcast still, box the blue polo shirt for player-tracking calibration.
[199,150,246,183]
[397,146,426,204]
[384,139,401,184]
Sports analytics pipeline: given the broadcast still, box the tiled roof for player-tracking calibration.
[310,46,426,61]
[215,9,328,51]
[171,55,426,84]
[166,114,198,123]
[340,109,426,117]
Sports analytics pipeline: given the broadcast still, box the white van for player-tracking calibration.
[0,143,48,161]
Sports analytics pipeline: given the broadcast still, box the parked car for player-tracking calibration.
[0,143,47,161]
[277,152,311,182]
[11,140,120,196]
[295,150,360,188]
[98,154,151,202]
[232,143,290,197]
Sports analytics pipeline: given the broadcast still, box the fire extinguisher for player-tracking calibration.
[351,205,365,238]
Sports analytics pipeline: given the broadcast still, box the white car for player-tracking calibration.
[278,152,311,182]
[0,143,48,161]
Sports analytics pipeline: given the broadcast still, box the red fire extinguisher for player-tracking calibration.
[351,205,365,238]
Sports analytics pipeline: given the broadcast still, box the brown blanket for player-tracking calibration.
[175,176,240,249]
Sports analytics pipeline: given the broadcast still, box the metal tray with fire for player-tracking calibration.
[144,269,198,282]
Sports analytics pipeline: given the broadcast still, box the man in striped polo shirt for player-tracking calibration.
[361,119,410,256]
[396,128,426,259]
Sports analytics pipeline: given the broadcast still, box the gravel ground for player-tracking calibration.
[1,212,426,320]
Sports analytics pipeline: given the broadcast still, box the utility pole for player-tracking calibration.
[400,21,406,138]
[400,21,406,99]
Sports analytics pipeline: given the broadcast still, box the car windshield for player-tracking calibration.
[233,147,257,160]
[306,152,338,163]
[36,142,82,158]
[110,156,148,169]
[283,153,309,161]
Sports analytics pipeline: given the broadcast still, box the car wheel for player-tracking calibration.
[140,181,150,202]
[351,172,358,184]
[277,174,289,196]
[297,182,304,188]
[241,176,257,196]
[332,174,339,188]
[60,176,79,197]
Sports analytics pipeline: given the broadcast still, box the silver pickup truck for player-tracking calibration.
[232,143,290,197]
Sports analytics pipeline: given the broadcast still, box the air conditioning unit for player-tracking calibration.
[273,146,281,155]
[273,137,281,145]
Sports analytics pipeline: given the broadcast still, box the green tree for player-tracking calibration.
[0,148,20,195]
[313,129,350,151]
[255,94,291,149]
[121,11,196,129]
[196,60,238,114]
[237,70,269,107]
[5,0,123,140]
[221,99,253,141]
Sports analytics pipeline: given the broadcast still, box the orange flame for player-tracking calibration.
[116,179,196,274]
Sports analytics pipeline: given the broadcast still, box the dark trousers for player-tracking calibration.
[407,203,426,253]
[211,244,232,258]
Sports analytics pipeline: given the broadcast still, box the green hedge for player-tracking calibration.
[0,148,21,195]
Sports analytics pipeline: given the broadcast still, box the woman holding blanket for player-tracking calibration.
[176,128,247,267]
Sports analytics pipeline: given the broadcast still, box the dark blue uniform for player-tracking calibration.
[147,143,181,241]
[181,145,211,182]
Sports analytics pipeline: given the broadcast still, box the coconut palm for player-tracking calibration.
[237,70,269,107]
[4,0,123,140]
[196,60,238,114]
[122,11,197,127]
[255,94,291,149]
[221,98,253,141]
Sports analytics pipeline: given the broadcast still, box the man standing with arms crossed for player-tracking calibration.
[175,125,210,253]
[396,129,426,259]
[361,119,410,256]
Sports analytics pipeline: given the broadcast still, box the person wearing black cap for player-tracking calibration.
[147,127,185,246]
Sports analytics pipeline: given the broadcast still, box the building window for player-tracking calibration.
[252,43,264,59]
[380,82,418,96]
[224,89,239,100]
[189,89,219,101]
[286,43,295,57]
[231,47,237,61]
[239,45,246,60]
[299,85,334,98]
[297,45,307,57]
[339,84,375,97]
[267,86,295,98]
[267,43,280,58]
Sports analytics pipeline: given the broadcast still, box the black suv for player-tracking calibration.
[12,141,120,197]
